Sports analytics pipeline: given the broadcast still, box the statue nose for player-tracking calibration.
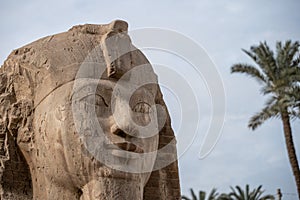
[110,96,134,130]
[112,128,126,138]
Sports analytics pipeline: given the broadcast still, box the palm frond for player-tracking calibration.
[229,192,242,200]
[284,41,299,67]
[245,185,250,199]
[242,48,258,62]
[276,40,300,70]
[217,193,233,200]
[229,186,243,200]
[291,54,300,67]
[277,66,300,86]
[199,191,206,200]
[207,188,219,200]
[190,188,197,200]
[249,185,262,199]
[260,194,275,200]
[250,42,277,82]
[182,196,192,200]
[235,186,245,199]
[259,84,274,95]
[231,64,267,83]
[248,103,281,130]
[264,96,277,107]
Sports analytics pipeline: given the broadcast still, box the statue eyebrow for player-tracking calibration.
[33,79,114,110]
[74,93,109,107]
[70,80,115,101]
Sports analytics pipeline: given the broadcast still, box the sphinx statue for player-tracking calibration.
[0,20,181,200]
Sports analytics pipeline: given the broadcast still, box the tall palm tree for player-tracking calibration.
[182,188,219,200]
[229,185,274,200]
[231,40,300,199]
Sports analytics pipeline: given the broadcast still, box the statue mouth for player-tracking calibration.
[114,142,144,153]
[104,142,144,159]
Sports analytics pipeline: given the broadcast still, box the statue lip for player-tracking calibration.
[114,142,144,153]
[104,142,144,154]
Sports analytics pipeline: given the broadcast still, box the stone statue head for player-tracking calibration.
[0,20,180,200]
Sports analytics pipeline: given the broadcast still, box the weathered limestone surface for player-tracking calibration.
[0,20,181,200]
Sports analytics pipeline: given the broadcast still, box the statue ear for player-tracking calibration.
[143,88,181,200]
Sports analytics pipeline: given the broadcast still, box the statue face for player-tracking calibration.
[33,77,159,187]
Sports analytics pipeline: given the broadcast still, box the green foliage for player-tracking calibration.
[231,40,300,129]
[181,188,219,200]
[181,185,274,200]
[229,185,274,200]
[231,40,300,198]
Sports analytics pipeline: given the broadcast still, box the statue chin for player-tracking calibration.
[80,178,145,200]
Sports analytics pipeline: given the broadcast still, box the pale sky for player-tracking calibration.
[1,0,300,199]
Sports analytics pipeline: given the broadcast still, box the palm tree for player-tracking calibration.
[182,188,219,200]
[231,40,300,199]
[229,185,274,200]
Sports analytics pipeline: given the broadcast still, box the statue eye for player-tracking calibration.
[132,102,151,113]
[79,94,108,107]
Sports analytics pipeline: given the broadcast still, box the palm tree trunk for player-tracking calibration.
[281,111,300,199]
